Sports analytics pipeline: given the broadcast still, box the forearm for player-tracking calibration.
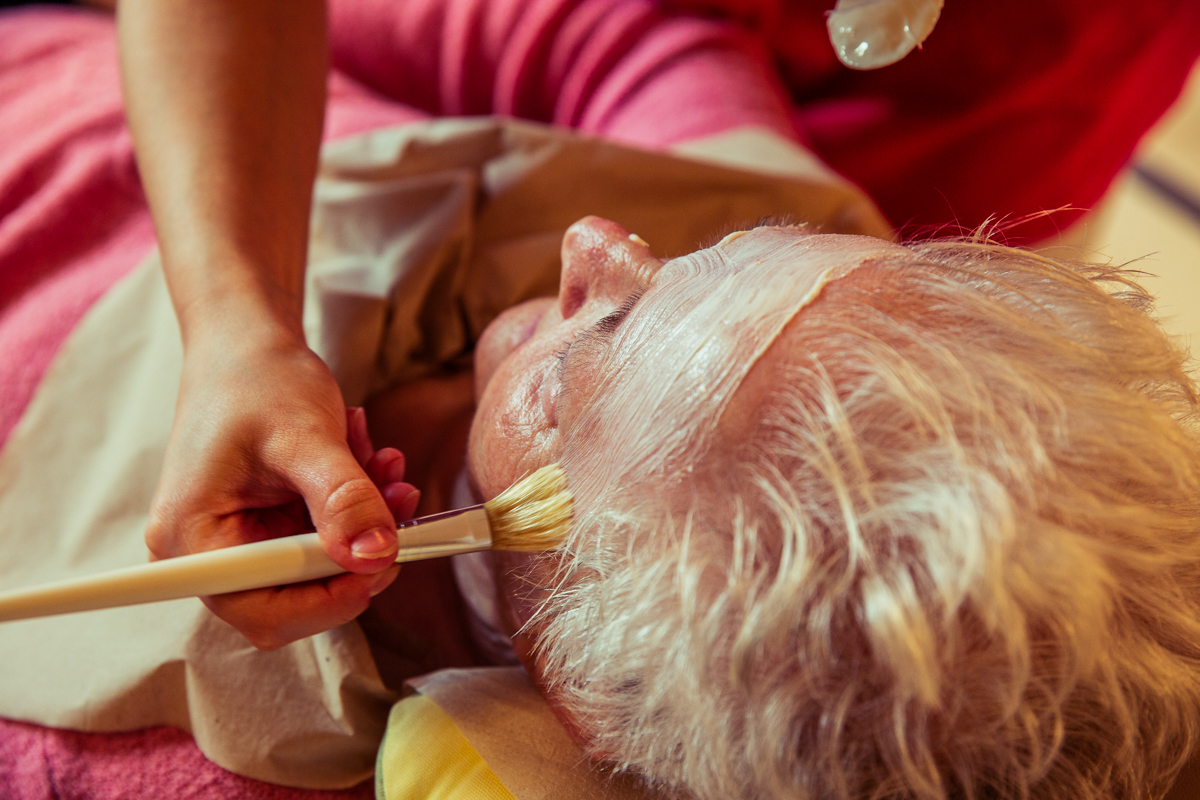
[116,1,403,644]
[117,0,328,346]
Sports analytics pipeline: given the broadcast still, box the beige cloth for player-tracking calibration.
[0,118,888,789]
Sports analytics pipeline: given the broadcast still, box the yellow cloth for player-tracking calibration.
[377,694,516,800]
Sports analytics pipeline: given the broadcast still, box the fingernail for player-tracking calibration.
[350,528,397,559]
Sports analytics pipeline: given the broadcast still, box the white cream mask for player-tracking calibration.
[558,230,901,509]
[826,0,944,70]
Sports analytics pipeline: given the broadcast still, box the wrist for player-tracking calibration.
[173,272,307,354]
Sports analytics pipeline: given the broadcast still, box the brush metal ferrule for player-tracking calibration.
[394,505,492,563]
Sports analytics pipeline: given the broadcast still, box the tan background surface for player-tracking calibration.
[1090,57,1200,800]
[1084,63,1200,345]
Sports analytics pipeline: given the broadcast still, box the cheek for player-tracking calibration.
[475,299,557,402]
[468,348,562,499]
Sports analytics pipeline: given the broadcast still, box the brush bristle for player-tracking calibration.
[483,464,573,552]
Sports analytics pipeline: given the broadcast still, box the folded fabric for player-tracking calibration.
[377,694,513,800]
[380,668,652,800]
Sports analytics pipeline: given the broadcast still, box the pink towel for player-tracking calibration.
[0,718,372,799]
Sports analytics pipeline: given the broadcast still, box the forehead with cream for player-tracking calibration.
[560,229,904,506]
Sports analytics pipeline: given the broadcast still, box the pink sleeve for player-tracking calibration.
[328,0,799,150]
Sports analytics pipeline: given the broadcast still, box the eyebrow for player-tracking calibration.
[556,290,645,388]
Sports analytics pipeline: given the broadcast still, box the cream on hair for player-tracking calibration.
[560,230,890,508]
[534,233,1200,800]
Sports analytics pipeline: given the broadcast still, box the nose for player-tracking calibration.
[558,216,662,319]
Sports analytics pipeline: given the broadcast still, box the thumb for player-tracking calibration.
[293,441,399,573]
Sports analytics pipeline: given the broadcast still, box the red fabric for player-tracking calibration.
[670,0,1200,241]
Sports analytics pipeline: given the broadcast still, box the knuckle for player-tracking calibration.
[203,597,287,651]
[322,477,384,521]
[246,631,287,652]
[144,508,175,559]
[233,615,289,652]
[144,525,167,559]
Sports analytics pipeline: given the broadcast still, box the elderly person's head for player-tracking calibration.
[467,216,1200,800]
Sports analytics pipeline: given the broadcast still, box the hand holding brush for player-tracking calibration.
[0,464,571,624]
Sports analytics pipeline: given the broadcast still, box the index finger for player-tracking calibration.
[203,565,400,650]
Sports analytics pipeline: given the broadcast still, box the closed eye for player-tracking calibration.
[556,290,644,384]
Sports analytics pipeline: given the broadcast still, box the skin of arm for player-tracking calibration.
[117,0,402,649]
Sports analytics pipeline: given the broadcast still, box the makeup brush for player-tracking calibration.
[0,464,571,623]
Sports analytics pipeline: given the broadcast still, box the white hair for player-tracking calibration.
[535,239,1200,800]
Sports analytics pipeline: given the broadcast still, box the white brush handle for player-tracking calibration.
[0,507,492,623]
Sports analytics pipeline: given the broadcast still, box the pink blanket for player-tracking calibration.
[0,3,791,795]
[0,720,370,800]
